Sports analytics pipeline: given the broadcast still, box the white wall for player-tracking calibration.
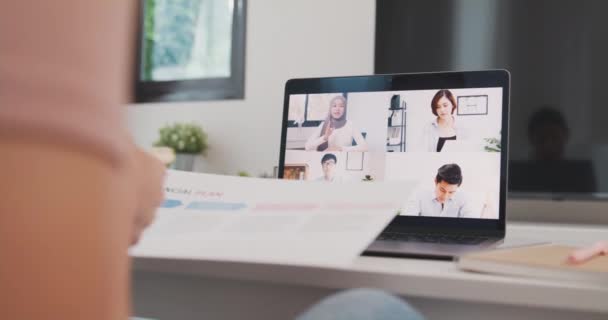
[128,0,376,176]
[347,92,395,152]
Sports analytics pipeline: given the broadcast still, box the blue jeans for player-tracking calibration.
[296,289,424,320]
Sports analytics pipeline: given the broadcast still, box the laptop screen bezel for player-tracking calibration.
[278,70,510,235]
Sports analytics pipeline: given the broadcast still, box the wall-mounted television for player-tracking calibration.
[376,0,608,200]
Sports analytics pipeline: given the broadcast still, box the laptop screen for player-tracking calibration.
[281,86,504,220]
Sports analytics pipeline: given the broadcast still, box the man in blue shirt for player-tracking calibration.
[403,163,474,218]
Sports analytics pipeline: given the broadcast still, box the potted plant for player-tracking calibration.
[484,132,501,152]
[155,122,208,171]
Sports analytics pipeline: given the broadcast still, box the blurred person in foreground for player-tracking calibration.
[0,2,165,319]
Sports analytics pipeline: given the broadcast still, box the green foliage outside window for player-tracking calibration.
[142,0,156,80]
[136,0,243,102]
[141,0,202,81]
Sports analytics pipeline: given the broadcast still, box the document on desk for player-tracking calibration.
[131,170,414,267]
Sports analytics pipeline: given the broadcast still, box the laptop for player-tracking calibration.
[278,70,510,259]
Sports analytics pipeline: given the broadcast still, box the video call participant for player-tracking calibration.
[305,95,368,152]
[403,164,474,218]
[315,153,344,182]
[422,89,467,152]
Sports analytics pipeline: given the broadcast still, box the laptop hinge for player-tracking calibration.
[382,226,504,238]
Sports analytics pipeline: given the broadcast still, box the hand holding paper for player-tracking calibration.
[129,146,166,246]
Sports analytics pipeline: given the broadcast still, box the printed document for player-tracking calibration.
[131,170,414,267]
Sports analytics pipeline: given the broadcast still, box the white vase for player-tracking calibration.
[193,155,208,172]
[172,153,196,171]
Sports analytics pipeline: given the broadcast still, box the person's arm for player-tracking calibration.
[130,146,166,245]
[457,193,477,218]
[0,2,166,319]
[0,2,137,165]
[305,123,326,151]
[567,241,608,264]
[0,139,133,320]
[421,123,434,152]
[0,140,164,320]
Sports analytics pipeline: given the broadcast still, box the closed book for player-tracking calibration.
[457,244,608,285]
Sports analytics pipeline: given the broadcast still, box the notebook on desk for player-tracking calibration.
[278,70,511,260]
[457,244,608,285]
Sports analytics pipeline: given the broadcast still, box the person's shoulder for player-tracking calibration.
[453,190,470,204]
[425,120,438,131]
[338,121,358,134]
[343,120,355,128]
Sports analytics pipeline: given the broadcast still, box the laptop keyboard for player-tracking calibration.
[377,232,489,245]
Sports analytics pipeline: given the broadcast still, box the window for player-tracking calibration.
[135,0,246,102]
[287,93,346,127]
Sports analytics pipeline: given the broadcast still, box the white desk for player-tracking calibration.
[132,222,608,320]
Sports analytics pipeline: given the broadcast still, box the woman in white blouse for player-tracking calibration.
[305,95,368,152]
[422,89,467,152]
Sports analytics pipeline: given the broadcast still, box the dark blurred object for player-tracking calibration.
[509,160,596,193]
[376,0,608,196]
[509,107,597,193]
[390,94,400,110]
[527,107,569,161]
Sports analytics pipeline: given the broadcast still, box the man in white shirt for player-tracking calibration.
[315,153,344,182]
[403,163,475,218]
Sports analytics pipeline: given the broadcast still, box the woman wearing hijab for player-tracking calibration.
[305,95,368,152]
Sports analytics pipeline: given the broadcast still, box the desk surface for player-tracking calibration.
[133,222,608,314]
